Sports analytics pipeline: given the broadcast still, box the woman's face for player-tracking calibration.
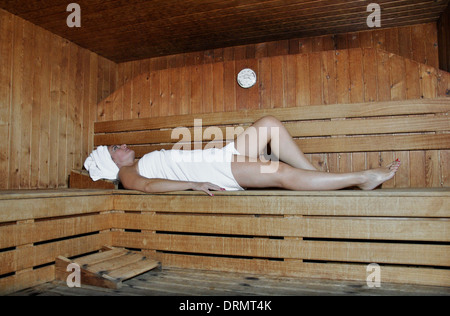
[108,144,135,167]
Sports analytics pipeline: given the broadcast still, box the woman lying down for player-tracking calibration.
[84,116,400,196]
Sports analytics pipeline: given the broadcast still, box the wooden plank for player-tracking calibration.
[0,189,113,200]
[112,192,450,217]
[160,67,170,116]
[319,51,333,105]
[140,62,151,118]
[158,253,450,287]
[295,53,310,106]
[86,252,144,274]
[438,70,450,97]
[0,233,110,276]
[106,257,159,280]
[39,28,52,187]
[94,97,450,133]
[309,52,323,105]
[0,194,112,222]
[69,170,117,189]
[335,49,349,104]
[74,247,124,266]
[0,264,54,295]
[425,150,441,187]
[349,48,364,103]
[120,62,133,120]
[377,49,391,102]
[420,64,438,99]
[223,53,236,112]
[441,150,450,187]
[113,212,450,242]
[149,67,161,117]
[126,133,450,156]
[20,18,34,189]
[49,33,63,188]
[293,134,450,153]
[9,15,25,189]
[94,114,449,146]
[362,48,377,102]
[201,62,213,113]
[212,61,224,113]
[410,151,426,187]
[113,231,450,266]
[424,22,439,69]
[411,24,428,65]
[190,64,203,114]
[57,39,69,188]
[286,115,449,137]
[390,53,407,101]
[0,213,111,249]
[286,54,297,107]
[405,58,421,99]
[0,9,13,190]
[180,64,191,115]
[112,212,450,243]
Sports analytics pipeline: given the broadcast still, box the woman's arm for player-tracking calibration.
[119,166,224,196]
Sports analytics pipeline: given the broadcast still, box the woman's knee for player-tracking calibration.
[257,115,282,128]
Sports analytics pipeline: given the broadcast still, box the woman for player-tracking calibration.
[84,116,401,196]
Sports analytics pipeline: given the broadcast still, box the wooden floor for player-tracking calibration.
[10,268,450,296]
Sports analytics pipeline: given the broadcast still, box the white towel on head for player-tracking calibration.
[84,146,119,181]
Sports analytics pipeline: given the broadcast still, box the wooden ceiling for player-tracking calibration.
[1,0,449,63]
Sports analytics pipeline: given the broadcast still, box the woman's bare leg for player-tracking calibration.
[231,158,401,191]
[234,116,317,170]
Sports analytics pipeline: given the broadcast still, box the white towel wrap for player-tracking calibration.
[84,146,120,181]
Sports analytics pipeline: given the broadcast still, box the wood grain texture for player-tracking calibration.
[1,188,449,294]
[0,189,114,295]
[110,189,450,287]
[0,1,446,63]
[0,9,117,189]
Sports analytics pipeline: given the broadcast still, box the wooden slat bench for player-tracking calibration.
[93,97,450,287]
[111,189,450,287]
[1,188,449,295]
[0,189,114,295]
[1,97,449,295]
[94,97,450,156]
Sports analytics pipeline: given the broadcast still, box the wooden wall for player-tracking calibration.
[104,22,440,122]
[438,3,450,72]
[0,9,117,189]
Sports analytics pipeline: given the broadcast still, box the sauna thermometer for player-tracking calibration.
[237,68,257,88]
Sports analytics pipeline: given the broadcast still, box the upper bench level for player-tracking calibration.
[94,97,450,188]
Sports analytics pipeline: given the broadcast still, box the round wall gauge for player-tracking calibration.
[237,68,257,88]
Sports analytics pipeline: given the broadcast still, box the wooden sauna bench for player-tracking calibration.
[94,97,450,289]
[2,97,450,295]
[1,188,449,295]
[0,189,114,295]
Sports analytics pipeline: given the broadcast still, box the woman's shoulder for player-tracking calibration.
[118,161,140,177]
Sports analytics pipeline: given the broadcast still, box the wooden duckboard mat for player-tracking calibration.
[55,246,160,289]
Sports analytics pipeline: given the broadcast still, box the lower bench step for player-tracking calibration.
[55,246,160,289]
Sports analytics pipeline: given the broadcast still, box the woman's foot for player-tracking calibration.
[358,160,401,190]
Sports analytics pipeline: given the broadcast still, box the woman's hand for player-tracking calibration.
[190,182,226,196]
